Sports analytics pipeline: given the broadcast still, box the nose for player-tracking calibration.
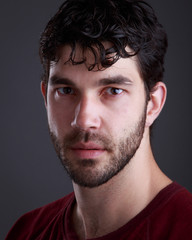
[71,95,101,131]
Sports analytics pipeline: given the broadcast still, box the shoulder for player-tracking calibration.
[5,192,75,240]
[151,182,192,214]
[159,182,192,215]
[20,192,75,223]
[31,192,75,217]
[149,182,192,239]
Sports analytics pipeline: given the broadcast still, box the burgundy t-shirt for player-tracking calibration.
[5,182,192,240]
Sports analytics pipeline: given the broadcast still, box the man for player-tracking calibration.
[6,0,192,239]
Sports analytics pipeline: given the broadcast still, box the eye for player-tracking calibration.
[105,87,124,95]
[57,87,74,95]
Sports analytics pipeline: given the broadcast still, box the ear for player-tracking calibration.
[145,82,167,127]
[40,81,47,107]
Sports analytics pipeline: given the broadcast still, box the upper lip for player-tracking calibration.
[71,142,104,150]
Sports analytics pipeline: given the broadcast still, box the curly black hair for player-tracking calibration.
[39,0,168,96]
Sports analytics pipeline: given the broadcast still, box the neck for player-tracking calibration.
[71,133,172,239]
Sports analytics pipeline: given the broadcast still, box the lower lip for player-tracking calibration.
[71,149,105,159]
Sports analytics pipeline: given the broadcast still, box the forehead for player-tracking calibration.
[55,42,116,65]
[49,44,142,85]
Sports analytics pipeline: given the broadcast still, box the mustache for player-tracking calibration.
[62,129,114,151]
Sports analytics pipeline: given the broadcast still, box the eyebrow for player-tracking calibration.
[49,76,76,86]
[49,75,133,87]
[98,75,133,86]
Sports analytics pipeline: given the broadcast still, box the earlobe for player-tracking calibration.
[40,81,47,107]
[146,82,167,127]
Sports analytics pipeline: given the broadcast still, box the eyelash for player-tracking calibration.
[56,87,124,97]
[104,87,124,95]
[57,87,75,95]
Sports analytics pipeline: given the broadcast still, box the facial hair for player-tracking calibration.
[49,107,147,188]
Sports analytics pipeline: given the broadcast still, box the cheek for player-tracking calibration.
[46,101,73,137]
[103,104,133,136]
[104,98,146,135]
[107,98,137,121]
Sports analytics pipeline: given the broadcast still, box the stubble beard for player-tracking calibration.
[49,108,147,188]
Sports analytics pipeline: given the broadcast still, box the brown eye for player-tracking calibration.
[106,87,123,95]
[57,87,74,95]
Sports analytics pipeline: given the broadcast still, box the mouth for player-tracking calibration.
[70,142,105,159]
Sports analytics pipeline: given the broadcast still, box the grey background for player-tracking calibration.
[0,0,191,238]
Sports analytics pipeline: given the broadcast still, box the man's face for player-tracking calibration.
[42,45,148,188]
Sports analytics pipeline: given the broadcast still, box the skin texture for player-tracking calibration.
[41,44,171,239]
